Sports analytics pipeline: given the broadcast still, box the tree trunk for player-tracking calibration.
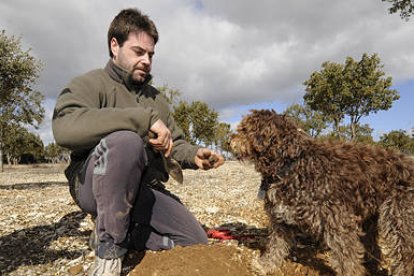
[0,146,3,173]
[0,127,3,172]
[333,119,340,138]
[350,123,357,141]
[6,153,11,167]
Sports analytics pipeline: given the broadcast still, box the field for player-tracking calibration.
[0,162,360,275]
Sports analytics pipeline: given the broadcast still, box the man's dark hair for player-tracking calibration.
[107,8,159,58]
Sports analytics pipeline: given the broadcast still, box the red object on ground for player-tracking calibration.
[206,228,256,241]
[207,229,236,240]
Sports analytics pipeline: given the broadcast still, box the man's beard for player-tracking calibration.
[128,70,151,85]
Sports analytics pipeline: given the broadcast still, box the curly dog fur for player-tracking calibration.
[231,109,414,276]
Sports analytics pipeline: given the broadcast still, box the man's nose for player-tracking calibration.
[142,53,151,65]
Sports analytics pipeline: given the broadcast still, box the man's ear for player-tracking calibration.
[110,37,119,59]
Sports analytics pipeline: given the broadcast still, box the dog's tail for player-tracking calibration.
[378,188,414,275]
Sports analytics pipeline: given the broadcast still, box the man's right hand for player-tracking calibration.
[149,119,173,157]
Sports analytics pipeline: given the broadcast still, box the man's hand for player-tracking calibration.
[149,119,173,157]
[194,148,225,170]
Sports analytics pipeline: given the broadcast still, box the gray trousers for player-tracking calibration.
[76,131,208,259]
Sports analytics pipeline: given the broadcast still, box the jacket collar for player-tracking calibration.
[105,59,152,92]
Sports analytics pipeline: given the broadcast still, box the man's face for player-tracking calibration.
[111,31,155,83]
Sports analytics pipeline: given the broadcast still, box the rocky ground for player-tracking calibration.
[0,162,358,275]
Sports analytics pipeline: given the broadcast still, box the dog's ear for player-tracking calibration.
[248,109,301,155]
[250,111,281,153]
[280,115,304,158]
[252,126,274,152]
[266,112,304,158]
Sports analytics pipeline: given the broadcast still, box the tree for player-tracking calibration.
[349,124,374,144]
[172,101,192,142]
[334,124,374,144]
[0,30,44,171]
[382,0,414,19]
[378,130,414,154]
[303,62,347,134]
[189,101,218,146]
[158,85,181,108]
[172,100,219,146]
[44,142,70,163]
[214,122,233,157]
[159,84,222,147]
[303,53,399,140]
[283,103,328,138]
[19,132,44,164]
[2,124,44,165]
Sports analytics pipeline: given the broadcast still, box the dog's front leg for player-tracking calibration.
[252,222,292,275]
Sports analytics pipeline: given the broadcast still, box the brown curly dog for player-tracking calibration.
[230,109,414,276]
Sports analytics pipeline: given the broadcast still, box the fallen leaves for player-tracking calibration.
[0,162,274,275]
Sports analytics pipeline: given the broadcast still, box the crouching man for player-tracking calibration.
[52,8,224,275]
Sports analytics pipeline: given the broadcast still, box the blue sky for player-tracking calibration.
[360,80,414,139]
[225,79,414,141]
[0,0,413,144]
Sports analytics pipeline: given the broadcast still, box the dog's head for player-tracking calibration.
[230,109,303,161]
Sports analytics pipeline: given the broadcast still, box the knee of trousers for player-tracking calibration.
[99,130,147,166]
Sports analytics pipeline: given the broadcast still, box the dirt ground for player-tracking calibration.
[0,162,350,275]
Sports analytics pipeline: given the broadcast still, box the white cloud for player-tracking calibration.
[1,0,413,143]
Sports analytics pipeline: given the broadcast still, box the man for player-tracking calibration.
[52,8,224,275]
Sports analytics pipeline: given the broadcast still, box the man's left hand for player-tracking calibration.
[194,148,225,170]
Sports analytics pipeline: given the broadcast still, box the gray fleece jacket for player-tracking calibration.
[52,60,199,191]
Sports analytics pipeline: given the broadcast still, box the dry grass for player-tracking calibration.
[0,162,332,275]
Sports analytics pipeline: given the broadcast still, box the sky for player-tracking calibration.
[1,0,413,145]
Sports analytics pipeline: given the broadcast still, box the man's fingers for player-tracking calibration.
[149,133,171,147]
[197,148,211,159]
[148,137,159,145]
[194,148,225,170]
[212,155,225,168]
[201,159,212,169]
[149,119,171,150]
[207,153,224,168]
[164,139,173,157]
[149,135,172,157]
